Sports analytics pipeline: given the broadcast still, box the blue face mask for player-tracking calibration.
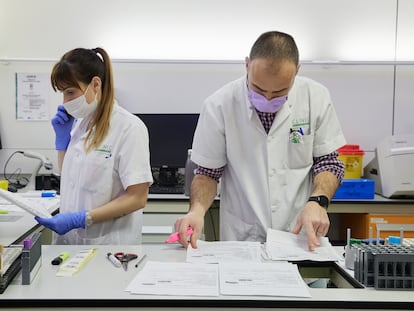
[248,89,287,113]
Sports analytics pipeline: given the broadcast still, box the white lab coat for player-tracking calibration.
[54,102,153,245]
[191,75,346,242]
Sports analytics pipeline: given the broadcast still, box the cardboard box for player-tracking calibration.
[341,214,414,239]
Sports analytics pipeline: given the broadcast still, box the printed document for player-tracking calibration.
[219,261,311,297]
[0,190,58,218]
[186,240,262,263]
[265,229,341,261]
[16,73,50,121]
[126,261,219,296]
[126,240,312,298]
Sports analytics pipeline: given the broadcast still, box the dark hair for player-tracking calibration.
[51,48,107,92]
[249,31,299,65]
[51,47,115,152]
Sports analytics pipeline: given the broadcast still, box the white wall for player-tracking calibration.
[0,0,413,174]
[0,0,397,61]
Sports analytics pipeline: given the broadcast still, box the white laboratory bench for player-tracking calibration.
[1,244,414,310]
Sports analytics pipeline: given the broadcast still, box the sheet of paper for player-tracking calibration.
[219,261,311,297]
[0,192,59,214]
[126,261,219,296]
[186,240,262,263]
[265,229,342,261]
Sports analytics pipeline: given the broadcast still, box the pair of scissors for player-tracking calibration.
[114,252,138,271]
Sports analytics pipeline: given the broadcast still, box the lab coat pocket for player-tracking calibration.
[287,134,314,169]
[81,153,114,194]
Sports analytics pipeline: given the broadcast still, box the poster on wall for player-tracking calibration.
[15,73,49,121]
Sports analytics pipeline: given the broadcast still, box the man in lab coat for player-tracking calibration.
[174,31,346,251]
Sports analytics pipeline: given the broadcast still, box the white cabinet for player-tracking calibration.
[142,197,219,243]
[142,199,188,243]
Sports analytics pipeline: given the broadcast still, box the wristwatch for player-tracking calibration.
[308,195,329,210]
[85,211,94,227]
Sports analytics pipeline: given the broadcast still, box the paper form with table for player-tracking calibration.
[265,228,342,261]
[219,261,310,297]
[126,232,342,298]
[0,189,58,220]
[126,261,220,296]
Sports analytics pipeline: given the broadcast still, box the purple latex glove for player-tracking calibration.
[51,105,74,150]
[35,210,86,235]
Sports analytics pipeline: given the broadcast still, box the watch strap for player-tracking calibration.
[85,211,94,227]
[308,195,329,209]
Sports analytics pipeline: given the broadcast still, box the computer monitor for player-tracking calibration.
[136,113,199,186]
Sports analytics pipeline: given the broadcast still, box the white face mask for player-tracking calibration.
[64,84,98,119]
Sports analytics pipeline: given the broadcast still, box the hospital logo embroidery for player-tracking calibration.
[95,145,113,159]
[291,117,309,128]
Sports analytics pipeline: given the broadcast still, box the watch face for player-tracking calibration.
[319,196,329,208]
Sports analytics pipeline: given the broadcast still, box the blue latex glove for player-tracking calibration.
[51,105,74,151]
[35,210,86,235]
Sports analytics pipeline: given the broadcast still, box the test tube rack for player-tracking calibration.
[353,244,414,290]
[21,232,42,285]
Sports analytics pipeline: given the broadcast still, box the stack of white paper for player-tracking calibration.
[219,261,311,297]
[125,261,219,296]
[126,240,311,298]
[265,229,342,262]
[186,240,262,263]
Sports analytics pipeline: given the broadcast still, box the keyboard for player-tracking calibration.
[149,185,184,194]
[0,189,53,218]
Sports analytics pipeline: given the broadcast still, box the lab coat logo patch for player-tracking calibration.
[95,145,113,158]
[291,117,309,128]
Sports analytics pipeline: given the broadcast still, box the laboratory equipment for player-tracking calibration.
[364,134,414,198]
[21,233,42,285]
[337,144,365,179]
[353,243,414,290]
[20,151,53,191]
[332,178,375,199]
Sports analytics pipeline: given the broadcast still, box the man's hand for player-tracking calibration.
[173,209,205,249]
[291,201,330,251]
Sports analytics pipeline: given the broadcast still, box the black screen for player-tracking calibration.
[136,113,199,169]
